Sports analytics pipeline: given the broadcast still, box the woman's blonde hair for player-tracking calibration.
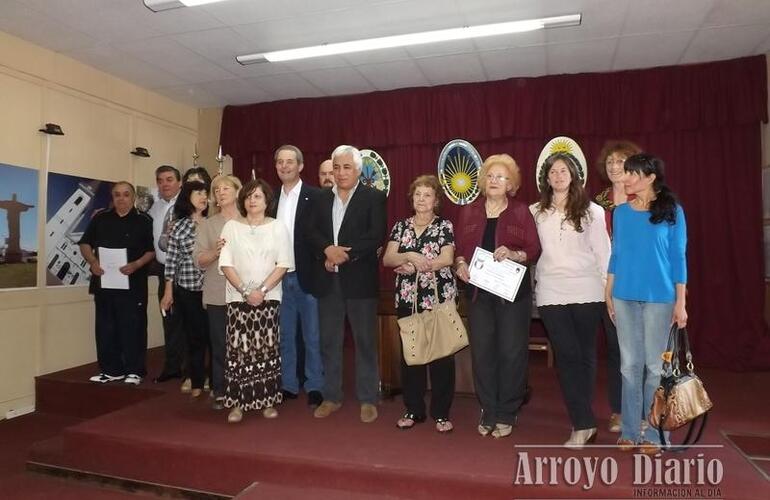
[210,175,242,203]
[478,153,521,195]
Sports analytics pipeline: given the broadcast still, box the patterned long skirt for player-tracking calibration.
[223,300,283,411]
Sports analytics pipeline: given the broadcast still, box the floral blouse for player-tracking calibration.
[389,216,457,313]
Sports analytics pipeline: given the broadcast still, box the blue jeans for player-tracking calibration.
[279,273,324,394]
[613,298,672,445]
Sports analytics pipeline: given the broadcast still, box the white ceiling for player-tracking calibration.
[1,0,769,108]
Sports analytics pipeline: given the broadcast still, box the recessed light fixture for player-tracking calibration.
[144,0,230,12]
[236,14,581,64]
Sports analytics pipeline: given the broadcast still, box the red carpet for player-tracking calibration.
[21,348,770,499]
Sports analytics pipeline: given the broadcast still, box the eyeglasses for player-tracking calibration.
[605,157,626,166]
[485,174,509,182]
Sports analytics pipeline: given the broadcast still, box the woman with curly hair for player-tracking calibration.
[530,152,611,448]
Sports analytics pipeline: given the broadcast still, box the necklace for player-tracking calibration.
[245,216,265,234]
[485,199,507,217]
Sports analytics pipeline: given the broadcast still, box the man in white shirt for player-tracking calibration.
[272,145,325,408]
[147,165,184,383]
[306,145,387,423]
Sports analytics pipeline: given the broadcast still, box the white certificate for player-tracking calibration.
[98,247,129,290]
[468,247,527,302]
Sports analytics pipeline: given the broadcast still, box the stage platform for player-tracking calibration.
[25,347,770,499]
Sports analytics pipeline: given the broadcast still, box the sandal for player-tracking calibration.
[396,412,426,430]
[435,418,453,433]
[477,424,494,436]
[492,423,513,439]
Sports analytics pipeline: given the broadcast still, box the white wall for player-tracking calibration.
[0,30,198,419]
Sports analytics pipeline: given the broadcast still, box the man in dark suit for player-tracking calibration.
[272,145,325,408]
[307,145,387,423]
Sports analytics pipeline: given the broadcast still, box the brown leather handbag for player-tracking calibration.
[398,273,468,366]
[648,325,713,449]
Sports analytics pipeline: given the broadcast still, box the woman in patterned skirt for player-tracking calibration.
[218,179,294,423]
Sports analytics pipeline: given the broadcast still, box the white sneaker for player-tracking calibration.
[124,374,142,385]
[89,373,125,384]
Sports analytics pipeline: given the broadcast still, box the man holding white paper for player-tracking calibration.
[79,182,155,385]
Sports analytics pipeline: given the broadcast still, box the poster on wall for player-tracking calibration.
[45,172,115,286]
[0,163,39,289]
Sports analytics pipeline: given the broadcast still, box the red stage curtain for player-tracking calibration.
[221,55,770,370]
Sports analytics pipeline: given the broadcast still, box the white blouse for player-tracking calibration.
[529,201,610,307]
[218,218,294,304]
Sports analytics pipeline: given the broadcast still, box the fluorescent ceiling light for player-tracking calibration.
[144,0,229,12]
[179,0,229,6]
[236,14,581,64]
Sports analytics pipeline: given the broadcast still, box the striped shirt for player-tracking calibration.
[164,217,203,291]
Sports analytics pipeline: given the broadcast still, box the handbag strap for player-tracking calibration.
[657,412,709,452]
[409,270,439,314]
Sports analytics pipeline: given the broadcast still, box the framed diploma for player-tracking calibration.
[468,247,527,302]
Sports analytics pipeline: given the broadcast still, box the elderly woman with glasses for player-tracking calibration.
[594,140,643,434]
[454,154,540,438]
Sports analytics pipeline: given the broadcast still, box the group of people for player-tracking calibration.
[79,140,687,453]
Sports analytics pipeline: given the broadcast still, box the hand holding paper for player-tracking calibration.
[98,247,129,290]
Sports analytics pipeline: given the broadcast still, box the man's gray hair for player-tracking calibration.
[331,145,362,171]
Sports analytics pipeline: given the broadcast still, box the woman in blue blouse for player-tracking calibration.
[605,154,687,454]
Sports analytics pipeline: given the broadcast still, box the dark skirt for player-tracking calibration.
[223,300,283,411]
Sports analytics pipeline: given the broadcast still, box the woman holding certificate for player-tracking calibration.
[530,152,611,449]
[454,154,540,438]
[383,175,458,433]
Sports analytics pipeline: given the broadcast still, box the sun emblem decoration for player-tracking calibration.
[438,139,482,205]
[359,149,391,196]
[535,136,588,192]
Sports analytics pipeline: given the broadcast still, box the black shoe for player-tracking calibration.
[153,372,181,383]
[282,389,298,400]
[307,390,323,408]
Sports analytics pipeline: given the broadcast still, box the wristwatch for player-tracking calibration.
[259,284,268,294]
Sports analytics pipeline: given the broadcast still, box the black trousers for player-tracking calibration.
[539,302,604,430]
[601,309,622,414]
[94,292,146,377]
[151,262,186,377]
[206,304,226,398]
[174,286,208,389]
[397,307,455,420]
[467,290,531,427]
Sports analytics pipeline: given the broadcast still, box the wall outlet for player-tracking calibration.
[5,405,35,419]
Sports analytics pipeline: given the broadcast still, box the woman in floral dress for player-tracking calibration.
[383,175,457,433]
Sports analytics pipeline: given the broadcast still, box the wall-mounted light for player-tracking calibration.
[236,14,581,64]
[144,0,230,12]
[131,147,151,158]
[39,123,64,135]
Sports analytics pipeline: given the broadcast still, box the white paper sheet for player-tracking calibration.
[98,247,129,290]
[468,247,527,302]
